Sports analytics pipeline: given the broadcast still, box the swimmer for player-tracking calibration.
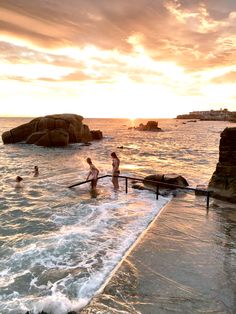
[15,176,23,188]
[33,166,39,177]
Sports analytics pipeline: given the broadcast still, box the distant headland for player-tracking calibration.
[176,109,236,122]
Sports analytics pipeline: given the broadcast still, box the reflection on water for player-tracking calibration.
[0,117,235,313]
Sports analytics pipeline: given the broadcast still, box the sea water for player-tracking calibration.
[0,117,235,314]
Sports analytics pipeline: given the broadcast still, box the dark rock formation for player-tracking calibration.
[208,127,236,203]
[26,129,69,147]
[129,121,163,132]
[132,174,189,193]
[2,114,103,147]
[144,174,189,189]
[90,130,103,140]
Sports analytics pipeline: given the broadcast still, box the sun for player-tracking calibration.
[129,114,136,121]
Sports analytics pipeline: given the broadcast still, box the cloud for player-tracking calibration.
[165,1,228,33]
[1,0,236,72]
[61,71,93,81]
[0,0,236,118]
[211,71,236,83]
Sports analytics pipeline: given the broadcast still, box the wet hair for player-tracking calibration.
[16,176,23,182]
[86,157,92,164]
[111,152,117,158]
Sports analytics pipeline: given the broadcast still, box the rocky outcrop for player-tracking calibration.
[2,114,103,147]
[208,127,236,203]
[132,174,189,192]
[26,129,69,147]
[90,130,103,140]
[144,174,189,188]
[129,121,163,132]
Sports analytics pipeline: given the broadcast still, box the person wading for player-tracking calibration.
[111,152,120,189]
[86,158,99,190]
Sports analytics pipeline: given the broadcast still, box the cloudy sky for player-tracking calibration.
[1,0,236,118]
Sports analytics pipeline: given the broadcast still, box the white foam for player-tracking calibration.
[32,292,87,314]
[1,173,172,313]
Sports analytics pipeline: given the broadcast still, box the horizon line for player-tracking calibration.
[0,115,176,119]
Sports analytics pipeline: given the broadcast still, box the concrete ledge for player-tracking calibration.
[81,194,236,313]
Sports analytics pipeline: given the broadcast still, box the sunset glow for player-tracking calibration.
[0,0,236,118]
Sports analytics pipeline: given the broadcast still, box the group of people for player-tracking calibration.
[15,153,120,191]
[86,152,120,190]
[15,166,39,188]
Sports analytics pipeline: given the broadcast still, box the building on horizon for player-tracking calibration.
[177,109,236,121]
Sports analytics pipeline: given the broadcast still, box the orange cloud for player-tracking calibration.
[1,0,236,71]
[211,71,236,83]
[1,0,236,117]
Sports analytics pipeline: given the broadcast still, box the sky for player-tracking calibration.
[0,0,236,118]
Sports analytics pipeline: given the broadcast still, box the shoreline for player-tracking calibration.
[81,193,236,313]
[85,196,173,307]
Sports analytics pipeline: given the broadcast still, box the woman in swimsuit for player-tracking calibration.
[111,152,120,189]
[86,158,99,189]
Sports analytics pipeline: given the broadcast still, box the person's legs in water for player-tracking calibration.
[112,173,119,189]
[91,178,98,190]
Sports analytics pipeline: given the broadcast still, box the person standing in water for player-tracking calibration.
[33,166,39,177]
[111,152,120,189]
[86,158,99,189]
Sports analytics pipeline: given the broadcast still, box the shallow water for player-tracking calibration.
[0,117,235,313]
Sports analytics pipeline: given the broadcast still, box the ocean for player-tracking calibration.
[0,117,235,314]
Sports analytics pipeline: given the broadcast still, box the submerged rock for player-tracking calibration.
[2,114,103,147]
[208,127,236,203]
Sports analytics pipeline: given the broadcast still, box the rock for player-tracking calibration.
[144,121,159,131]
[131,174,189,193]
[1,130,13,144]
[2,121,37,143]
[90,130,103,140]
[144,174,189,189]
[208,127,236,203]
[26,131,48,144]
[130,121,163,132]
[132,183,147,190]
[195,184,207,196]
[34,129,69,147]
[2,114,103,147]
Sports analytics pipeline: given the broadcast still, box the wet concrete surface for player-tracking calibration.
[81,193,236,313]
